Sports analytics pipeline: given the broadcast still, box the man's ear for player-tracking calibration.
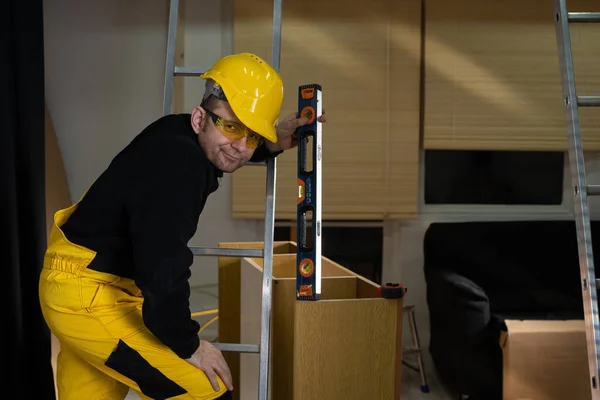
[191,105,206,134]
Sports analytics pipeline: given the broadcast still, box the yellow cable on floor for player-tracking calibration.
[191,309,218,317]
[191,308,219,334]
[199,316,219,334]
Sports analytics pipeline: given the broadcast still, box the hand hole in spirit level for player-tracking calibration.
[298,208,314,252]
[300,133,314,174]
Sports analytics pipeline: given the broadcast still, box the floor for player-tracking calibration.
[52,284,456,400]
[125,355,455,400]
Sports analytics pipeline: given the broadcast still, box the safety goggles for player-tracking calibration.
[205,109,264,149]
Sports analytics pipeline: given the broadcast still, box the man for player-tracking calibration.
[39,52,325,400]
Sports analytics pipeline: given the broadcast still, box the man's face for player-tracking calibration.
[191,100,258,173]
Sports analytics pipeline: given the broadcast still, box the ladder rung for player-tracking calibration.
[190,247,264,258]
[212,343,260,353]
[246,160,267,166]
[174,66,206,77]
[403,347,421,356]
[568,12,600,22]
[578,96,600,107]
[588,185,600,196]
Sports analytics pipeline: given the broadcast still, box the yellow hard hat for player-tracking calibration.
[200,53,283,143]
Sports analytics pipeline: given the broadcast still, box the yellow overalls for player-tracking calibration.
[39,196,228,400]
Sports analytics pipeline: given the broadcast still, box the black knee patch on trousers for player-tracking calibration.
[105,339,187,399]
[216,391,233,400]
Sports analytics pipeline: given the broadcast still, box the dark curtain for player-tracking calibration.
[2,0,56,398]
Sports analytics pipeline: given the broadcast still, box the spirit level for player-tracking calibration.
[296,84,323,301]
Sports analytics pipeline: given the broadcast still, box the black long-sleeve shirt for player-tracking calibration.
[61,113,278,359]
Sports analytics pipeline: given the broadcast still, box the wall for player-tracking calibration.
[44,0,600,352]
[43,0,264,288]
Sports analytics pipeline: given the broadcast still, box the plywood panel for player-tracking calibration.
[249,254,356,279]
[270,278,358,399]
[237,258,359,399]
[239,258,263,400]
[232,246,396,399]
[218,241,297,400]
[293,298,403,399]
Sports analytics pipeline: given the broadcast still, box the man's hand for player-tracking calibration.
[266,110,327,153]
[185,340,233,392]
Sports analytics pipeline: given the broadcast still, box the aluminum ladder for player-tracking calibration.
[161,0,283,399]
[553,2,600,398]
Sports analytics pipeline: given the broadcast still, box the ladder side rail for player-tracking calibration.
[554,0,600,396]
[163,0,180,116]
[257,1,283,398]
[161,2,282,398]
[258,156,277,400]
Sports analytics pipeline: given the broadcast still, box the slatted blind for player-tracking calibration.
[423,0,600,151]
[230,0,421,220]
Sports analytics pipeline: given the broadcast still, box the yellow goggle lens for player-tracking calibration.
[215,119,263,149]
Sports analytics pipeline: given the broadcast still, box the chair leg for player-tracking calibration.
[405,305,430,393]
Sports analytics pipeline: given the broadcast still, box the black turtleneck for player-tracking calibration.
[60,113,279,359]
